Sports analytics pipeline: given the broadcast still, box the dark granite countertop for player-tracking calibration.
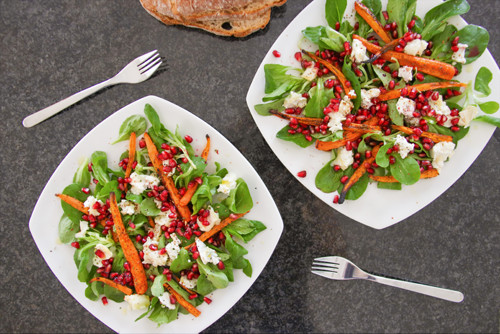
[1,0,498,332]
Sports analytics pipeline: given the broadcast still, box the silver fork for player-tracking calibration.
[22,50,162,128]
[312,256,464,303]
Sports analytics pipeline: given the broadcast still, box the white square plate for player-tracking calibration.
[246,0,499,229]
[29,95,284,332]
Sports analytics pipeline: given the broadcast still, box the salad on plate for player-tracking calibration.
[56,103,266,326]
[254,0,499,204]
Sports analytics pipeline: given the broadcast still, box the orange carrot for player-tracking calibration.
[109,192,148,295]
[303,50,354,97]
[201,134,211,161]
[179,135,212,207]
[353,35,457,80]
[147,216,155,228]
[90,277,133,295]
[378,82,467,101]
[269,109,324,126]
[343,123,382,133]
[55,193,89,215]
[124,132,136,179]
[173,276,197,295]
[391,125,453,143]
[354,2,392,43]
[369,168,439,182]
[164,283,201,317]
[143,132,192,221]
[339,145,381,204]
[315,117,380,151]
[184,212,247,250]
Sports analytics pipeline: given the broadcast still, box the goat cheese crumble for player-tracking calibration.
[124,294,150,310]
[142,238,168,267]
[431,141,456,172]
[129,172,160,195]
[83,196,103,216]
[351,38,369,63]
[283,91,307,109]
[301,65,318,81]
[75,221,89,239]
[327,95,354,132]
[158,292,176,310]
[195,238,221,265]
[396,97,419,126]
[458,105,478,127]
[92,244,113,267]
[119,199,140,215]
[179,276,198,289]
[332,147,354,171]
[360,88,381,109]
[398,66,413,83]
[198,206,221,232]
[452,43,468,64]
[218,173,237,195]
[394,135,415,159]
[404,39,428,56]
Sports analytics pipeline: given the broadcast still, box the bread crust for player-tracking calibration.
[140,0,286,37]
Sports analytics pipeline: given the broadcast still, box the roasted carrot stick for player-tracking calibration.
[339,145,381,204]
[173,275,197,295]
[353,35,456,80]
[354,1,392,43]
[90,277,133,295]
[391,125,453,143]
[315,117,380,151]
[124,132,136,179]
[164,283,201,317]
[361,38,402,64]
[179,135,211,207]
[343,123,382,133]
[55,193,89,215]
[303,50,354,97]
[201,134,210,161]
[268,109,324,126]
[143,132,192,221]
[369,168,439,182]
[378,82,467,101]
[184,212,247,250]
[109,192,148,295]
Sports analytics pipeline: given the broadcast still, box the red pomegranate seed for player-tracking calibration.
[204,297,212,304]
[333,195,339,204]
[95,249,105,258]
[170,295,177,304]
[297,170,307,178]
[217,261,225,270]
[101,297,108,305]
[416,73,425,81]
[184,135,193,143]
[71,242,80,249]
[340,175,349,184]
[272,50,281,57]
[139,138,146,148]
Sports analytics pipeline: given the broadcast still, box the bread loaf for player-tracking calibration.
[140,0,287,37]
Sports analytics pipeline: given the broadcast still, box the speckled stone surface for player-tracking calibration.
[1,0,499,333]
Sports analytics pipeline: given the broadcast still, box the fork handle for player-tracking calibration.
[367,274,464,303]
[22,78,115,128]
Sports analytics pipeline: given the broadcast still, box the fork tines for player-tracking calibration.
[138,50,161,73]
[311,258,339,273]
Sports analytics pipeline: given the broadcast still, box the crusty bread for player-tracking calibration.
[140,0,286,37]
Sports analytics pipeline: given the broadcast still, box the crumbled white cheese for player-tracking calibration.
[198,206,221,232]
[331,147,354,171]
[452,43,468,64]
[327,96,353,132]
[394,134,415,159]
[158,292,176,310]
[458,105,478,127]
[351,38,369,63]
[396,97,419,126]
[124,294,150,310]
[195,238,220,265]
[119,199,139,216]
[301,65,318,81]
[218,173,237,195]
[142,238,168,267]
[165,234,181,261]
[360,88,381,109]
[431,141,456,172]
[429,94,452,127]
[129,172,160,195]
[398,66,413,83]
[74,221,89,239]
[83,196,103,216]
[179,276,198,289]
[154,208,175,227]
[404,39,428,56]
[283,91,307,109]
[92,244,113,267]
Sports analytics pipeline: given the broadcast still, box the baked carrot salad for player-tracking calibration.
[57,104,265,326]
[255,0,499,203]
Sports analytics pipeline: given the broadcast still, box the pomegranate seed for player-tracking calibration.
[451,45,459,52]
[340,175,349,184]
[333,195,339,204]
[408,19,416,30]
[170,295,177,304]
[297,170,307,178]
[272,50,281,57]
[139,138,146,148]
[204,297,212,304]
[452,36,460,46]
[189,293,198,300]
[101,297,108,305]
[184,135,193,143]
[416,73,425,81]
[217,261,225,270]
[95,249,105,258]
[382,11,389,21]
[335,21,340,31]
[81,187,90,194]
[451,126,460,132]
[294,52,302,61]
[388,80,395,90]
[389,156,396,164]
[71,242,80,249]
